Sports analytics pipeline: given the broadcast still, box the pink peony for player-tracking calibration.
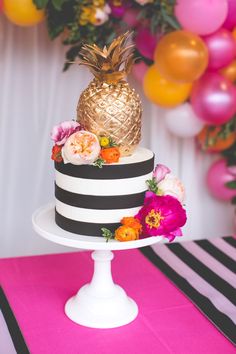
[153,164,171,183]
[135,192,187,241]
[51,121,81,145]
[157,174,185,204]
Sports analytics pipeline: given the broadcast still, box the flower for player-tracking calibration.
[121,217,142,235]
[99,136,110,147]
[51,121,81,146]
[100,147,120,163]
[115,225,139,242]
[92,4,111,26]
[153,164,171,183]
[51,145,63,163]
[62,130,101,165]
[135,0,154,5]
[135,192,187,242]
[157,174,185,204]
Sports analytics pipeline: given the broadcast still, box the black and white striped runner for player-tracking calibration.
[140,236,236,345]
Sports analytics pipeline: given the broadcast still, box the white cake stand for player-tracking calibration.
[32,203,162,329]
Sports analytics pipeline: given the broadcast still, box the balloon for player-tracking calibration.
[0,0,3,12]
[143,65,192,108]
[135,27,158,60]
[132,61,148,83]
[206,159,236,201]
[165,103,204,138]
[175,0,228,35]
[204,29,236,70]
[154,31,208,83]
[220,59,236,82]
[232,27,236,40]
[123,8,139,27]
[223,0,236,30]
[191,72,236,125]
[3,0,44,26]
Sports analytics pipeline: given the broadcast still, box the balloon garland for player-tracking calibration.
[2,0,236,208]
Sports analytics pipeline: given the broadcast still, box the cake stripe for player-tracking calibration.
[54,155,154,179]
[55,171,153,196]
[55,200,140,223]
[55,210,120,237]
[55,184,146,209]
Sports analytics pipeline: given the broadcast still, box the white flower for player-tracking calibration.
[94,5,111,26]
[157,174,185,204]
[62,131,101,165]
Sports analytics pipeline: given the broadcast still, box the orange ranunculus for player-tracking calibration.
[121,217,142,235]
[51,145,63,162]
[197,126,235,153]
[100,147,120,163]
[115,225,139,242]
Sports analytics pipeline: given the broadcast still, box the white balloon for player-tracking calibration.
[165,103,204,138]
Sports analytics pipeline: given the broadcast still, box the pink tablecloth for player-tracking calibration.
[0,250,235,354]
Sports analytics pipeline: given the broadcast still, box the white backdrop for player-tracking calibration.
[0,17,234,258]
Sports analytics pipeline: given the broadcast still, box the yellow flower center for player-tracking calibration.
[145,209,164,229]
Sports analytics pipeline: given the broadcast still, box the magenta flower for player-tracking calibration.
[50,121,81,146]
[135,191,187,242]
[153,164,171,183]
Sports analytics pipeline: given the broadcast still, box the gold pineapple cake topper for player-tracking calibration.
[76,32,142,156]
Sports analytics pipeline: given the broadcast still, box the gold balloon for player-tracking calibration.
[232,27,236,40]
[3,0,45,27]
[143,65,192,107]
[154,30,208,83]
[220,60,236,82]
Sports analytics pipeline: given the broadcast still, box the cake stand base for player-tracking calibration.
[65,250,138,328]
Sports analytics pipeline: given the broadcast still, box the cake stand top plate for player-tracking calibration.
[32,203,162,251]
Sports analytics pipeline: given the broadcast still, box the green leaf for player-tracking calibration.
[101,228,114,242]
[146,178,158,194]
[52,0,68,11]
[231,196,236,204]
[33,0,48,9]
[225,180,236,189]
[93,158,105,169]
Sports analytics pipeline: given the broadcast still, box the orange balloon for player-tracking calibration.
[154,30,208,83]
[220,60,236,82]
[143,65,192,107]
[3,0,45,27]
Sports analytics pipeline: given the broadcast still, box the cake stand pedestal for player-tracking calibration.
[32,203,162,329]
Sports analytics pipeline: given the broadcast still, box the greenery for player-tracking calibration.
[93,157,105,168]
[146,177,158,194]
[101,227,114,242]
[33,0,179,69]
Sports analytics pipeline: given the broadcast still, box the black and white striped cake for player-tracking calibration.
[54,147,154,236]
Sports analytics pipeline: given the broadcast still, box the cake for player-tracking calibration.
[50,33,187,242]
[54,147,154,236]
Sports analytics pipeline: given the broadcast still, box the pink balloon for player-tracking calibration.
[123,8,139,28]
[132,61,148,83]
[135,28,158,60]
[207,159,236,201]
[204,29,236,69]
[223,0,236,30]
[191,72,236,125]
[175,0,228,35]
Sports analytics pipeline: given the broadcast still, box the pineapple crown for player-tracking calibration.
[78,32,135,84]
